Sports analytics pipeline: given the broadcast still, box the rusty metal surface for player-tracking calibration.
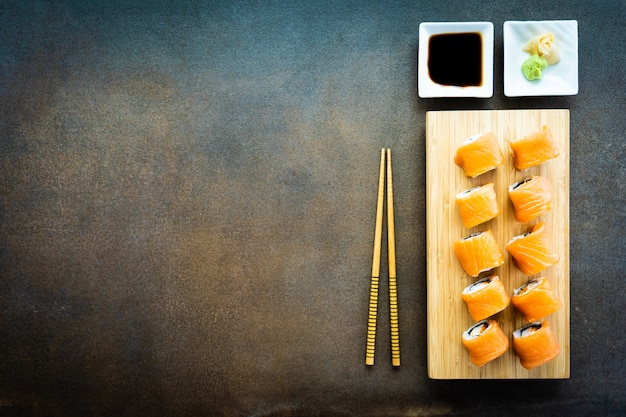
[1,1,625,416]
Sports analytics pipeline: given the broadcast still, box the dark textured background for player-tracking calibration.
[1,1,624,416]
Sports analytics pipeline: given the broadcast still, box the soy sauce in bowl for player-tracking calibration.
[428,32,483,87]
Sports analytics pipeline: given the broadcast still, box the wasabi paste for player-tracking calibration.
[521,54,548,81]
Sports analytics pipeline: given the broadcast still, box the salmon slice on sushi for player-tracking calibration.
[513,321,560,370]
[507,222,559,275]
[508,176,552,223]
[461,275,510,321]
[454,132,505,178]
[512,277,562,322]
[510,126,560,170]
[456,183,500,229]
[454,230,505,277]
[462,319,509,367]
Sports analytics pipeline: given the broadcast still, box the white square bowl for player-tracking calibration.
[418,22,494,98]
[504,20,578,97]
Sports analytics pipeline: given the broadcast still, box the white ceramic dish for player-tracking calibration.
[418,22,494,98]
[503,20,578,97]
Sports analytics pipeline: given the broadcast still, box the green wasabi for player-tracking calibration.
[521,54,548,81]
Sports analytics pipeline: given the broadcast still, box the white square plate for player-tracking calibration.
[418,22,494,98]
[504,20,578,97]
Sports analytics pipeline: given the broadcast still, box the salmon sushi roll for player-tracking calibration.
[509,176,552,223]
[507,222,559,275]
[455,230,505,277]
[462,319,509,367]
[456,183,499,229]
[454,132,505,178]
[512,277,562,322]
[513,321,560,370]
[462,275,510,321]
[510,126,560,170]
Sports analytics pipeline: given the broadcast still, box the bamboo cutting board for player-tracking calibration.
[426,109,570,379]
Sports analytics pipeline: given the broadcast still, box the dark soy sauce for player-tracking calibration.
[428,32,483,87]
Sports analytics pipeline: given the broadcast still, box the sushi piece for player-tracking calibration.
[509,176,553,223]
[454,132,505,178]
[454,230,505,277]
[456,183,500,228]
[513,321,560,370]
[462,275,510,321]
[510,126,560,170]
[462,319,509,367]
[507,222,559,275]
[512,277,562,322]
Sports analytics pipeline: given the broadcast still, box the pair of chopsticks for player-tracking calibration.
[366,149,400,367]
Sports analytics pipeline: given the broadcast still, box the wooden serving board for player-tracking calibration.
[426,109,570,379]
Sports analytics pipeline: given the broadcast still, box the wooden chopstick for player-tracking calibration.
[366,149,401,367]
[386,149,400,367]
[366,148,386,366]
